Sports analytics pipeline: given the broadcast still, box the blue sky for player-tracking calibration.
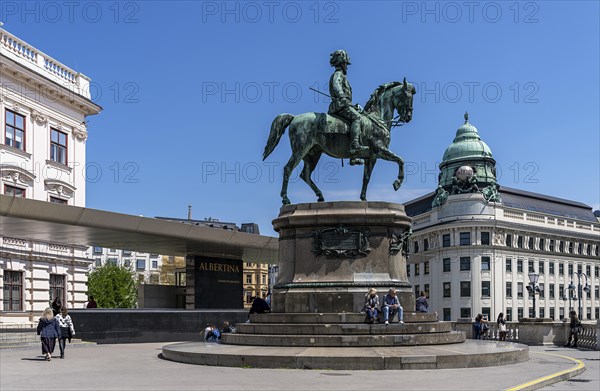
[2,1,599,237]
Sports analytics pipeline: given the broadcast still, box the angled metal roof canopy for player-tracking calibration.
[0,195,278,264]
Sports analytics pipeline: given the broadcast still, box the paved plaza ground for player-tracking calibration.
[1,342,598,390]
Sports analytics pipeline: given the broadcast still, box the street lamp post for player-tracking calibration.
[568,273,590,320]
[526,272,540,318]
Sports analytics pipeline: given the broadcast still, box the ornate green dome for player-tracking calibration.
[435,113,499,198]
[442,113,493,162]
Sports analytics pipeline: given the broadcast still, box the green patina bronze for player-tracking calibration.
[263,50,416,205]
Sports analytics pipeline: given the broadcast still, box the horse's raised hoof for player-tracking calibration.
[393,180,402,191]
[360,195,367,202]
[282,197,291,205]
[317,196,324,202]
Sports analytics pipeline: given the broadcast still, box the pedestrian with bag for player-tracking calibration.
[497,312,507,341]
[55,306,75,359]
[36,307,61,361]
[564,310,582,348]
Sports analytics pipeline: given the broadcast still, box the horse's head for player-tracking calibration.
[393,78,416,124]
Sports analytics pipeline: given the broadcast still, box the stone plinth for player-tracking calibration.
[272,202,413,313]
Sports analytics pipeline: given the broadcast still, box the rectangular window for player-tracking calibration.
[481,281,490,297]
[517,282,524,298]
[443,234,451,248]
[49,197,67,204]
[517,307,524,320]
[122,250,132,256]
[539,261,545,274]
[245,290,253,303]
[460,308,471,318]
[4,184,25,197]
[586,308,591,320]
[481,256,490,271]
[559,263,564,275]
[549,284,555,299]
[505,258,512,272]
[49,274,65,304]
[596,309,600,320]
[4,109,25,150]
[528,237,534,249]
[443,258,451,272]
[413,241,419,254]
[550,308,555,320]
[595,286,599,300]
[151,260,158,269]
[246,274,252,284]
[93,246,103,254]
[481,232,490,245]
[460,281,471,297]
[559,308,565,320]
[549,262,555,275]
[549,239,555,252]
[568,242,574,254]
[406,264,410,277]
[443,282,451,297]
[506,234,512,247]
[424,283,430,298]
[539,308,545,318]
[559,284,564,299]
[136,259,145,270]
[107,258,118,266]
[261,274,266,284]
[424,261,429,275]
[124,259,131,268]
[50,128,67,164]
[559,241,564,252]
[415,263,420,275]
[578,243,582,254]
[414,285,420,297]
[539,238,545,251]
[568,264,573,275]
[506,282,512,298]
[577,264,582,274]
[506,308,512,321]
[517,259,523,273]
[3,271,23,311]
[539,283,545,298]
[517,236,524,248]
[586,265,591,276]
[482,307,491,320]
[596,266,599,277]
[460,257,471,271]
[443,308,451,321]
[528,260,535,273]
[460,232,471,246]
[246,262,252,267]
[423,238,429,251]
[94,258,102,267]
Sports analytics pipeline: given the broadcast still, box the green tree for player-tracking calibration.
[87,263,138,308]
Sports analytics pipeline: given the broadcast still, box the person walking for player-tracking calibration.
[55,307,75,359]
[564,310,582,348]
[36,307,61,361]
[86,295,97,308]
[51,297,62,316]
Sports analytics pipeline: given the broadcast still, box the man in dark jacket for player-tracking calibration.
[247,296,271,322]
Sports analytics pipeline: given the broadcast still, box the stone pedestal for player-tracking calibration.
[272,201,414,313]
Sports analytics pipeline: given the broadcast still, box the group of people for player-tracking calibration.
[204,321,235,342]
[37,297,76,361]
[363,288,430,324]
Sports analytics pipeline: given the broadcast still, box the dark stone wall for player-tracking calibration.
[69,309,247,344]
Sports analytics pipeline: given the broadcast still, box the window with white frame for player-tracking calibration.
[50,128,67,164]
[4,109,25,150]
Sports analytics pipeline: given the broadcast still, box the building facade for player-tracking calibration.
[405,114,600,322]
[0,28,101,323]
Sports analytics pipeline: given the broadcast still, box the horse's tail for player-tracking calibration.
[263,113,294,160]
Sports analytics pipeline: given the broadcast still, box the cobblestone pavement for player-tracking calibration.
[1,342,598,390]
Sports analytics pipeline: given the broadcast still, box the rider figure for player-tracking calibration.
[328,50,368,164]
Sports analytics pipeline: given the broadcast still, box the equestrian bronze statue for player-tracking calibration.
[263,50,416,205]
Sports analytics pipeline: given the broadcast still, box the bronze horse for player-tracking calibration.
[263,79,416,205]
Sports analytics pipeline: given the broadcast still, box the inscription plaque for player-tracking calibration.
[312,225,370,258]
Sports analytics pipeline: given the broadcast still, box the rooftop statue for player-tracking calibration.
[263,50,416,205]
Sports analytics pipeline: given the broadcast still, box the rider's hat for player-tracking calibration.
[330,50,351,67]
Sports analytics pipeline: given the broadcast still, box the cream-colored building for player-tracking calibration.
[405,115,600,322]
[0,28,101,323]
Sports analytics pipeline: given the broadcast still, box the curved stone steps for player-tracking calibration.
[250,312,438,324]
[236,321,452,335]
[222,330,465,347]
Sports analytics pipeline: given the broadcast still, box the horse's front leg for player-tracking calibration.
[377,148,404,191]
[360,159,377,201]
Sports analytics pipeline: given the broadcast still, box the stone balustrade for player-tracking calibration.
[1,28,91,99]
[453,318,599,350]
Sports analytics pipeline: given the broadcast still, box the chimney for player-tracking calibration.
[187,204,192,221]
